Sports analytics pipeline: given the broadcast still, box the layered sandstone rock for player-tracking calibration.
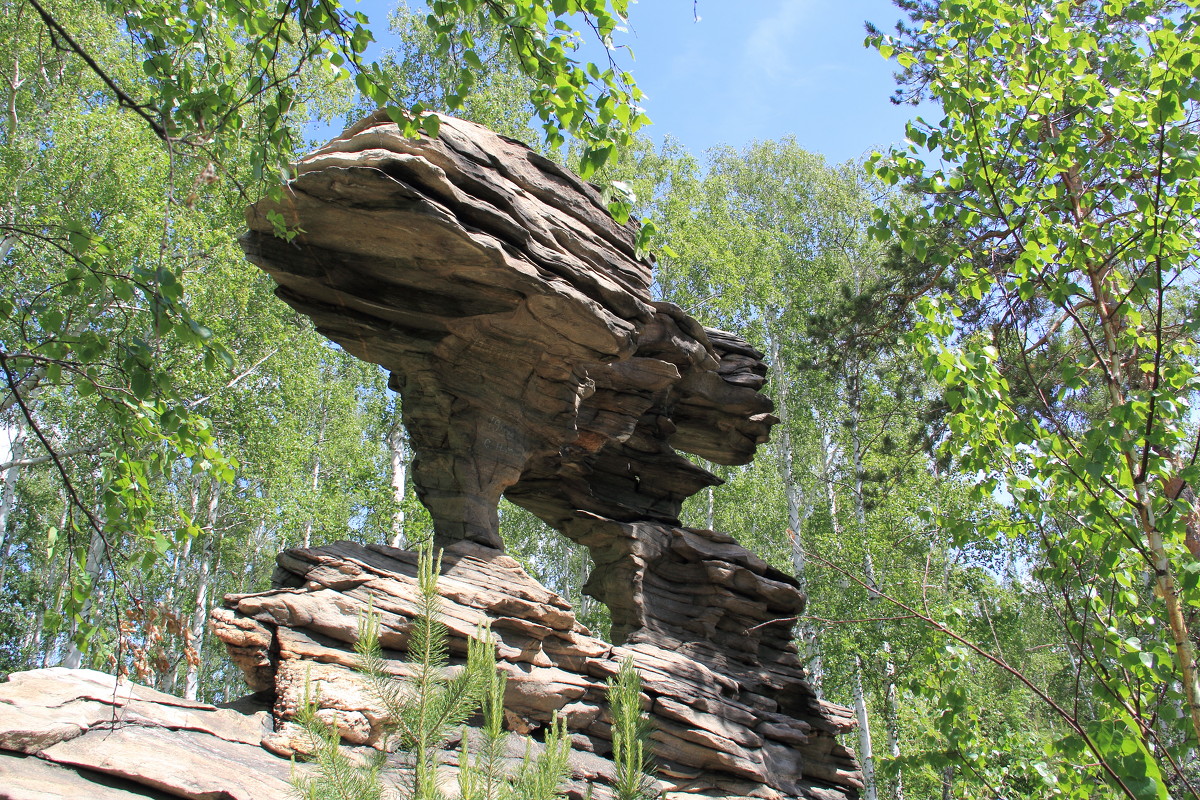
[213,539,862,800]
[231,111,862,800]
[241,111,775,554]
[0,668,295,800]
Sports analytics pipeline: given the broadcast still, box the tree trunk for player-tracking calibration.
[769,331,822,694]
[853,654,878,800]
[850,370,904,800]
[62,522,106,669]
[0,422,26,596]
[303,411,326,549]
[705,481,715,531]
[184,479,221,701]
[160,476,201,694]
[164,477,200,611]
[22,496,66,666]
[388,417,408,548]
[38,497,70,668]
[1085,262,1200,744]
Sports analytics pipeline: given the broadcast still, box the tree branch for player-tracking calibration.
[0,444,97,471]
[24,0,168,142]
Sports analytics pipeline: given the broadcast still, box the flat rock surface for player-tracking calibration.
[0,669,296,800]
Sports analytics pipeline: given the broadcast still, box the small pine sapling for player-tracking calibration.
[357,543,490,800]
[458,627,508,800]
[506,717,572,800]
[459,624,572,800]
[608,658,657,800]
[292,677,389,800]
[293,541,596,800]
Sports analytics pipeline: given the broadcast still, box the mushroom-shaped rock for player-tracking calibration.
[237,113,860,800]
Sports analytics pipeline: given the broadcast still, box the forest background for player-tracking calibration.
[2,1,1199,799]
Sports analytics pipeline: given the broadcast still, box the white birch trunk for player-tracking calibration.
[303,412,326,549]
[705,482,715,531]
[244,519,267,580]
[850,374,904,800]
[21,498,64,664]
[184,480,220,700]
[853,654,878,800]
[818,426,843,538]
[38,497,70,667]
[0,423,26,596]
[882,641,904,799]
[387,418,408,548]
[163,476,200,612]
[768,332,823,694]
[62,523,106,669]
[303,454,320,549]
[159,477,202,694]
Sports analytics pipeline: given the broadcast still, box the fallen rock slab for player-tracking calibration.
[0,668,296,800]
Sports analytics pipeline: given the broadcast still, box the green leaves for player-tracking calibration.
[867,0,1200,794]
[1084,718,1169,800]
[422,0,648,180]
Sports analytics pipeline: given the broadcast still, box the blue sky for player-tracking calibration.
[347,0,929,165]
[610,0,924,163]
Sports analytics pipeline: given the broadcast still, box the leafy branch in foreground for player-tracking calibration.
[864,1,1200,796]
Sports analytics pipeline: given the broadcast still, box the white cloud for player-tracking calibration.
[742,0,814,83]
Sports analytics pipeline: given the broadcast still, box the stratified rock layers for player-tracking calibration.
[0,668,296,800]
[214,540,862,800]
[235,112,862,800]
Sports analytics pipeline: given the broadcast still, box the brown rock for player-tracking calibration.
[41,726,297,800]
[0,753,158,800]
[0,669,300,800]
[227,112,864,800]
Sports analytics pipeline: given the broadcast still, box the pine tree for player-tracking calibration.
[295,543,583,800]
[608,658,656,800]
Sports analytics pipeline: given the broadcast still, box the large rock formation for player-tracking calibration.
[0,117,861,800]
[227,111,860,800]
[240,110,774,558]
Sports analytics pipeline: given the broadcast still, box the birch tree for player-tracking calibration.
[869,0,1200,794]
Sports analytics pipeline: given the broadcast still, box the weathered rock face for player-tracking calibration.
[234,111,862,800]
[0,668,296,800]
[241,110,774,558]
[213,540,862,800]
